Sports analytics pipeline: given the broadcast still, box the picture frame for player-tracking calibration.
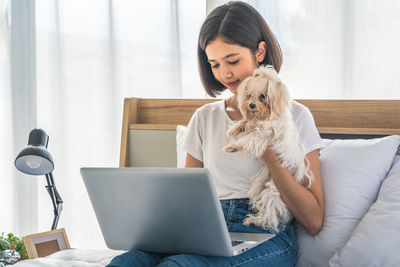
[23,228,71,259]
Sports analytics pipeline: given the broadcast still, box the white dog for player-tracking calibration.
[223,65,313,233]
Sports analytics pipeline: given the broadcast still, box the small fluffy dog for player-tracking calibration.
[223,65,313,233]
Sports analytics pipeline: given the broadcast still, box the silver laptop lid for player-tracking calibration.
[81,167,234,256]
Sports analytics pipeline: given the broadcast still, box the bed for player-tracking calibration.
[14,98,400,267]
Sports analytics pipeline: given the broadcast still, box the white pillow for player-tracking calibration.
[296,135,400,267]
[176,125,187,168]
[329,155,400,267]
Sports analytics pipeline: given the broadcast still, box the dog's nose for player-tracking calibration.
[249,103,256,110]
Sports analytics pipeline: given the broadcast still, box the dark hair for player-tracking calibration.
[198,1,282,97]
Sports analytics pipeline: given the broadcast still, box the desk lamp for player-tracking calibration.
[14,128,63,230]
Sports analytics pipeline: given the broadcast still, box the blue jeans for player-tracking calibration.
[107,198,297,267]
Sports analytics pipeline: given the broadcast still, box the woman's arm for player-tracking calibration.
[262,149,324,235]
[185,153,204,168]
[185,148,324,234]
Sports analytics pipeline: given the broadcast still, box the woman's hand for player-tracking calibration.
[262,149,324,235]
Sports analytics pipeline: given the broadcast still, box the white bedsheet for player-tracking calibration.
[13,249,125,267]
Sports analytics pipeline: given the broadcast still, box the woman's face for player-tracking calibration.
[205,37,262,94]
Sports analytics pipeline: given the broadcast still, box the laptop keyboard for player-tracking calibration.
[231,240,244,247]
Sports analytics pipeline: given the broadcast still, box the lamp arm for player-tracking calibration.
[49,172,63,204]
[45,173,63,230]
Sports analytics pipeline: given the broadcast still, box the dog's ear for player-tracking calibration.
[254,65,278,80]
[267,80,290,119]
[236,76,252,104]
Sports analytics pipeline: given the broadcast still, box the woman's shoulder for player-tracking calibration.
[290,100,323,152]
[290,100,313,120]
[290,100,309,113]
[195,99,225,116]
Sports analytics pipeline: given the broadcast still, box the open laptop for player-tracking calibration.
[81,167,275,257]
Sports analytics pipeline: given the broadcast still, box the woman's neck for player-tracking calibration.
[226,95,239,111]
[225,95,243,121]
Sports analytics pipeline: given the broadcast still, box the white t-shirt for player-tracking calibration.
[182,99,324,200]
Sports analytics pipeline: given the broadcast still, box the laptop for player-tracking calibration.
[81,167,275,257]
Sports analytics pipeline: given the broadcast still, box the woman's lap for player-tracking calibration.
[157,230,296,267]
[107,199,297,267]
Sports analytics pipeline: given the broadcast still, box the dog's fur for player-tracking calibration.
[223,65,313,233]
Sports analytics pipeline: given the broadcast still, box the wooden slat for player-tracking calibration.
[137,98,216,125]
[129,124,182,130]
[123,98,400,130]
[128,125,400,135]
[120,98,140,167]
[297,100,400,130]
[318,127,400,135]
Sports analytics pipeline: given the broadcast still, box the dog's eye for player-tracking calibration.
[260,94,267,100]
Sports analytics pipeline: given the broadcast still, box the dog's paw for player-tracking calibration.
[223,144,238,153]
[227,127,241,137]
[243,217,256,226]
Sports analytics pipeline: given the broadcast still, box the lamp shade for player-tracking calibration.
[15,129,54,175]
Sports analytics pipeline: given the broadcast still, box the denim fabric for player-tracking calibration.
[107,198,297,267]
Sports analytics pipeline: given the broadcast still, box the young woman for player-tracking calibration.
[108,2,324,266]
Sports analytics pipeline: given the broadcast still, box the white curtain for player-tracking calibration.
[33,0,206,248]
[211,0,400,99]
[0,0,14,234]
[3,0,400,250]
[2,0,39,237]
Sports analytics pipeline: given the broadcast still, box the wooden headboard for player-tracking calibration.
[120,98,400,167]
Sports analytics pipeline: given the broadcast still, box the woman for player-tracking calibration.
[108,2,324,266]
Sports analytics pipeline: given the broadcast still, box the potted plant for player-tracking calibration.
[0,233,28,265]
